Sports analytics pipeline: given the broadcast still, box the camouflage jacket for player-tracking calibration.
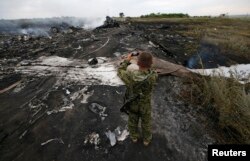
[118,60,158,114]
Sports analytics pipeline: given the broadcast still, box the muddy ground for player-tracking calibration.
[0,19,248,161]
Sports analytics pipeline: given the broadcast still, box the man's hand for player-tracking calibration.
[126,53,133,61]
[122,51,141,61]
[121,53,132,61]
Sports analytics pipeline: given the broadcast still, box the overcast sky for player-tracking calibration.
[0,0,249,19]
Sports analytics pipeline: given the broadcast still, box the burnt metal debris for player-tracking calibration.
[96,16,120,29]
[50,26,60,33]
[88,57,98,65]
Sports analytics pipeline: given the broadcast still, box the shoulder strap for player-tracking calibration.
[135,70,154,88]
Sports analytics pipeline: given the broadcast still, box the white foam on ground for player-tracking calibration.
[189,64,250,83]
[16,56,124,86]
[37,56,73,66]
[70,86,94,104]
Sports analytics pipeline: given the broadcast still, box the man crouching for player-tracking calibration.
[118,51,158,146]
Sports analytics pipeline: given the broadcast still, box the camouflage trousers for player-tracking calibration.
[128,109,152,142]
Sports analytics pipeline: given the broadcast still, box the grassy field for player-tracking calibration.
[130,17,250,60]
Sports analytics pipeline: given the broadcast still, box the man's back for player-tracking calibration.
[118,60,157,113]
[117,51,157,146]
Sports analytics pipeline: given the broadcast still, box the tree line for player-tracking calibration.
[140,13,190,18]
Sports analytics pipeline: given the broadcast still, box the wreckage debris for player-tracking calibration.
[41,138,64,146]
[105,126,129,146]
[84,132,100,150]
[65,89,71,95]
[190,64,250,83]
[15,56,123,86]
[105,130,116,146]
[46,93,74,115]
[50,27,60,33]
[17,35,31,41]
[88,57,98,65]
[104,16,119,27]
[96,16,119,29]
[0,80,21,94]
[116,127,129,141]
[147,38,174,58]
[20,60,32,66]
[69,26,82,32]
[19,130,28,139]
[88,103,108,121]
[113,52,121,57]
[46,102,74,115]
[12,81,26,93]
[69,87,94,103]
[28,98,47,109]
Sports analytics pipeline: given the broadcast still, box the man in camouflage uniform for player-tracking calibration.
[118,51,158,146]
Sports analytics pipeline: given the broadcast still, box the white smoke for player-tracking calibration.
[19,28,50,37]
[83,17,105,29]
[0,17,105,36]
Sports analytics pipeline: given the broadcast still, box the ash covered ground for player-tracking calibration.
[0,18,248,161]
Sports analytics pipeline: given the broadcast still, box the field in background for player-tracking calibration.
[129,17,250,61]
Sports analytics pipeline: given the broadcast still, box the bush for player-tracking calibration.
[188,75,250,143]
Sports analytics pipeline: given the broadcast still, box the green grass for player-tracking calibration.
[187,75,250,143]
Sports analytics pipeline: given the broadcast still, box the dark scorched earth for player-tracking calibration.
[0,20,240,161]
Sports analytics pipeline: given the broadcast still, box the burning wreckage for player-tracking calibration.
[0,17,249,161]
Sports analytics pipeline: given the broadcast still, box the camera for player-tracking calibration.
[131,51,140,56]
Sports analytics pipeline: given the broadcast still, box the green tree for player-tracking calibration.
[119,12,124,18]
